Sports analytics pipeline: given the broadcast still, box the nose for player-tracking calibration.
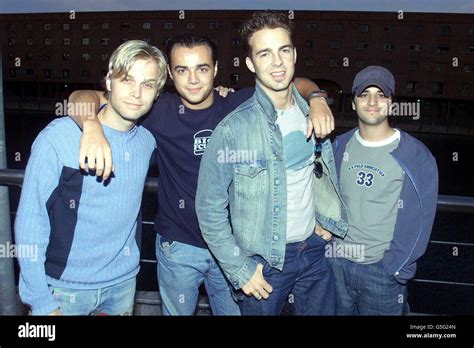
[131,83,142,99]
[368,93,378,106]
[188,70,200,85]
[272,53,283,67]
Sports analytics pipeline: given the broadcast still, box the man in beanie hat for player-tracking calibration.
[328,65,438,315]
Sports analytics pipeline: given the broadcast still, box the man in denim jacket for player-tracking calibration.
[196,11,348,315]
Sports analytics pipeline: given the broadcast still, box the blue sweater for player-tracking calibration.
[15,117,156,315]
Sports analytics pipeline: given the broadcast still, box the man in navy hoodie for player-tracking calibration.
[329,66,438,315]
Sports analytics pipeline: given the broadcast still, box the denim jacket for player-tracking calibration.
[196,82,348,289]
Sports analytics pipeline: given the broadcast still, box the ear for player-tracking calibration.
[213,61,218,78]
[154,92,160,101]
[167,64,173,81]
[106,73,112,92]
[245,57,255,73]
[352,99,356,111]
[293,47,297,64]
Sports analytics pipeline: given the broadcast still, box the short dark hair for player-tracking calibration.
[239,11,294,57]
[166,33,218,66]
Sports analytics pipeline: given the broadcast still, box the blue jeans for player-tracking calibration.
[50,277,136,315]
[329,256,409,315]
[156,234,240,316]
[237,233,336,315]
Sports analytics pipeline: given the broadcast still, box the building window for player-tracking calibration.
[82,38,90,45]
[357,42,368,50]
[44,69,51,79]
[63,23,70,30]
[121,22,130,29]
[432,83,444,95]
[101,54,109,61]
[164,22,172,30]
[330,41,341,49]
[358,24,369,32]
[330,59,339,67]
[437,45,449,53]
[44,23,51,31]
[121,37,128,43]
[25,24,33,31]
[82,53,90,61]
[44,38,52,45]
[7,24,15,31]
[26,68,34,76]
[102,22,109,30]
[410,44,421,52]
[81,70,89,77]
[209,22,219,30]
[413,25,423,33]
[466,46,474,54]
[334,23,343,32]
[356,60,365,68]
[164,38,172,47]
[231,73,240,86]
[9,69,16,78]
[383,61,392,69]
[406,81,416,93]
[435,64,446,72]
[384,25,396,32]
[82,23,89,30]
[63,38,70,45]
[8,38,15,46]
[63,69,71,79]
[101,38,109,45]
[26,38,33,45]
[384,43,394,51]
[462,84,472,94]
[464,64,474,72]
[440,25,451,35]
[186,22,196,30]
[26,53,33,60]
[304,58,314,66]
[63,53,71,61]
[305,40,315,49]
[232,38,240,47]
[306,23,316,31]
[409,62,419,71]
[143,22,151,30]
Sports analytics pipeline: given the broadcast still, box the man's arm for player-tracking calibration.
[68,90,113,179]
[15,134,62,315]
[294,77,335,139]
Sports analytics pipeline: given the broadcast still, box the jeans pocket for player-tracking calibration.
[158,235,177,257]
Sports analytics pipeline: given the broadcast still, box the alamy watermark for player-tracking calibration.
[381,101,421,120]
[217,147,258,164]
[0,242,38,262]
[325,242,365,262]
[55,100,96,118]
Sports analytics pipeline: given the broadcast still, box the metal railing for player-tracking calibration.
[1,168,473,315]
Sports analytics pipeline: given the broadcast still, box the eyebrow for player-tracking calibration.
[255,44,293,56]
[120,75,158,83]
[173,63,211,70]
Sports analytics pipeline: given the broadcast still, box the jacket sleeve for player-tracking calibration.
[15,133,61,315]
[195,122,257,289]
[404,148,439,278]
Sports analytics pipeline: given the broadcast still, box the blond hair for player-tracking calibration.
[108,40,167,91]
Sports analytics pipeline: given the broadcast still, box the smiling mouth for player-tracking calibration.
[270,71,286,79]
[187,87,202,93]
[124,102,142,109]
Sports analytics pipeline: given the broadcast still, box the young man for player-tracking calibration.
[195,11,348,315]
[15,40,167,315]
[329,65,438,315]
[68,33,333,315]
